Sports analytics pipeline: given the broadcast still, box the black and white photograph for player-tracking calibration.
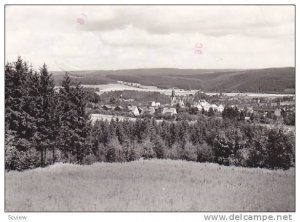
[4,4,295,213]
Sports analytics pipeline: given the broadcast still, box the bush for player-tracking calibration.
[82,153,98,165]
[96,143,107,162]
[153,137,166,159]
[228,149,249,167]
[105,137,125,162]
[127,141,141,161]
[213,133,233,166]
[197,143,214,162]
[180,142,198,161]
[265,129,294,170]
[141,139,156,159]
[6,146,40,171]
[166,142,181,160]
[247,136,268,168]
[235,148,250,167]
[5,132,40,171]
[284,113,295,125]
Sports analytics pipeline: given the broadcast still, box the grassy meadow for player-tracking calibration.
[5,159,295,212]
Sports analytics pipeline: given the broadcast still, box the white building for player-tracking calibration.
[128,106,140,116]
[195,104,203,111]
[193,100,224,112]
[218,105,224,112]
[199,100,211,112]
[151,101,161,108]
[162,107,177,115]
[211,104,218,111]
[178,100,185,108]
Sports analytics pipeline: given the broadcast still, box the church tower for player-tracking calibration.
[171,88,176,105]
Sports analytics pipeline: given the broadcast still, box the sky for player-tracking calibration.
[5,5,295,71]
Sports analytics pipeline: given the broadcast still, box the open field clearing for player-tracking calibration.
[90,114,137,124]
[92,83,198,96]
[82,83,294,98]
[5,159,294,212]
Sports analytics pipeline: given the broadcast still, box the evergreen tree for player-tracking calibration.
[141,138,156,159]
[57,74,90,163]
[153,136,166,159]
[239,110,246,121]
[208,107,215,117]
[106,137,125,162]
[33,64,56,166]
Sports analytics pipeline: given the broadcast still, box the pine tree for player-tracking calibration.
[5,58,39,157]
[5,58,58,169]
[106,137,125,162]
[208,107,215,117]
[153,136,166,159]
[5,58,33,140]
[57,74,90,163]
[33,64,56,167]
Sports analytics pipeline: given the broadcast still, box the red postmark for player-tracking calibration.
[194,42,203,55]
[76,13,87,25]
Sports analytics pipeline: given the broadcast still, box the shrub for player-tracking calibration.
[235,148,250,167]
[166,142,181,160]
[228,149,249,167]
[141,139,156,159]
[82,153,98,165]
[247,135,268,168]
[197,143,214,162]
[265,129,294,170]
[6,146,40,171]
[105,137,125,162]
[213,133,233,166]
[5,131,40,171]
[97,143,107,162]
[153,136,166,159]
[127,141,141,161]
[180,142,198,161]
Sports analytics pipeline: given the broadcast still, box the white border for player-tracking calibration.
[0,1,298,222]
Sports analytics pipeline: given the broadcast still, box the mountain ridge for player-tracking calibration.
[51,67,295,94]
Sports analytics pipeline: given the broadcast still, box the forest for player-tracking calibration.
[5,58,295,171]
[52,67,295,93]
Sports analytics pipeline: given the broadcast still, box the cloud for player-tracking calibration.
[5,5,295,71]
[81,6,294,37]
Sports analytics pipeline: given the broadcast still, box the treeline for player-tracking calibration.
[5,58,295,171]
[86,117,294,170]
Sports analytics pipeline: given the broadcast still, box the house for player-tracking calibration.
[211,104,218,111]
[102,105,114,110]
[195,104,203,111]
[142,107,155,115]
[151,101,161,108]
[149,107,155,114]
[199,100,211,112]
[123,98,134,102]
[178,100,185,108]
[218,105,224,112]
[128,106,140,116]
[245,116,251,121]
[162,107,177,115]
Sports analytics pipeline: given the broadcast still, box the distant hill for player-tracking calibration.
[52,67,295,94]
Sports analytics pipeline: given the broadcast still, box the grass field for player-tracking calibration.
[5,159,295,212]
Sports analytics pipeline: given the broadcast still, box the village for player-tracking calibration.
[86,87,295,127]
